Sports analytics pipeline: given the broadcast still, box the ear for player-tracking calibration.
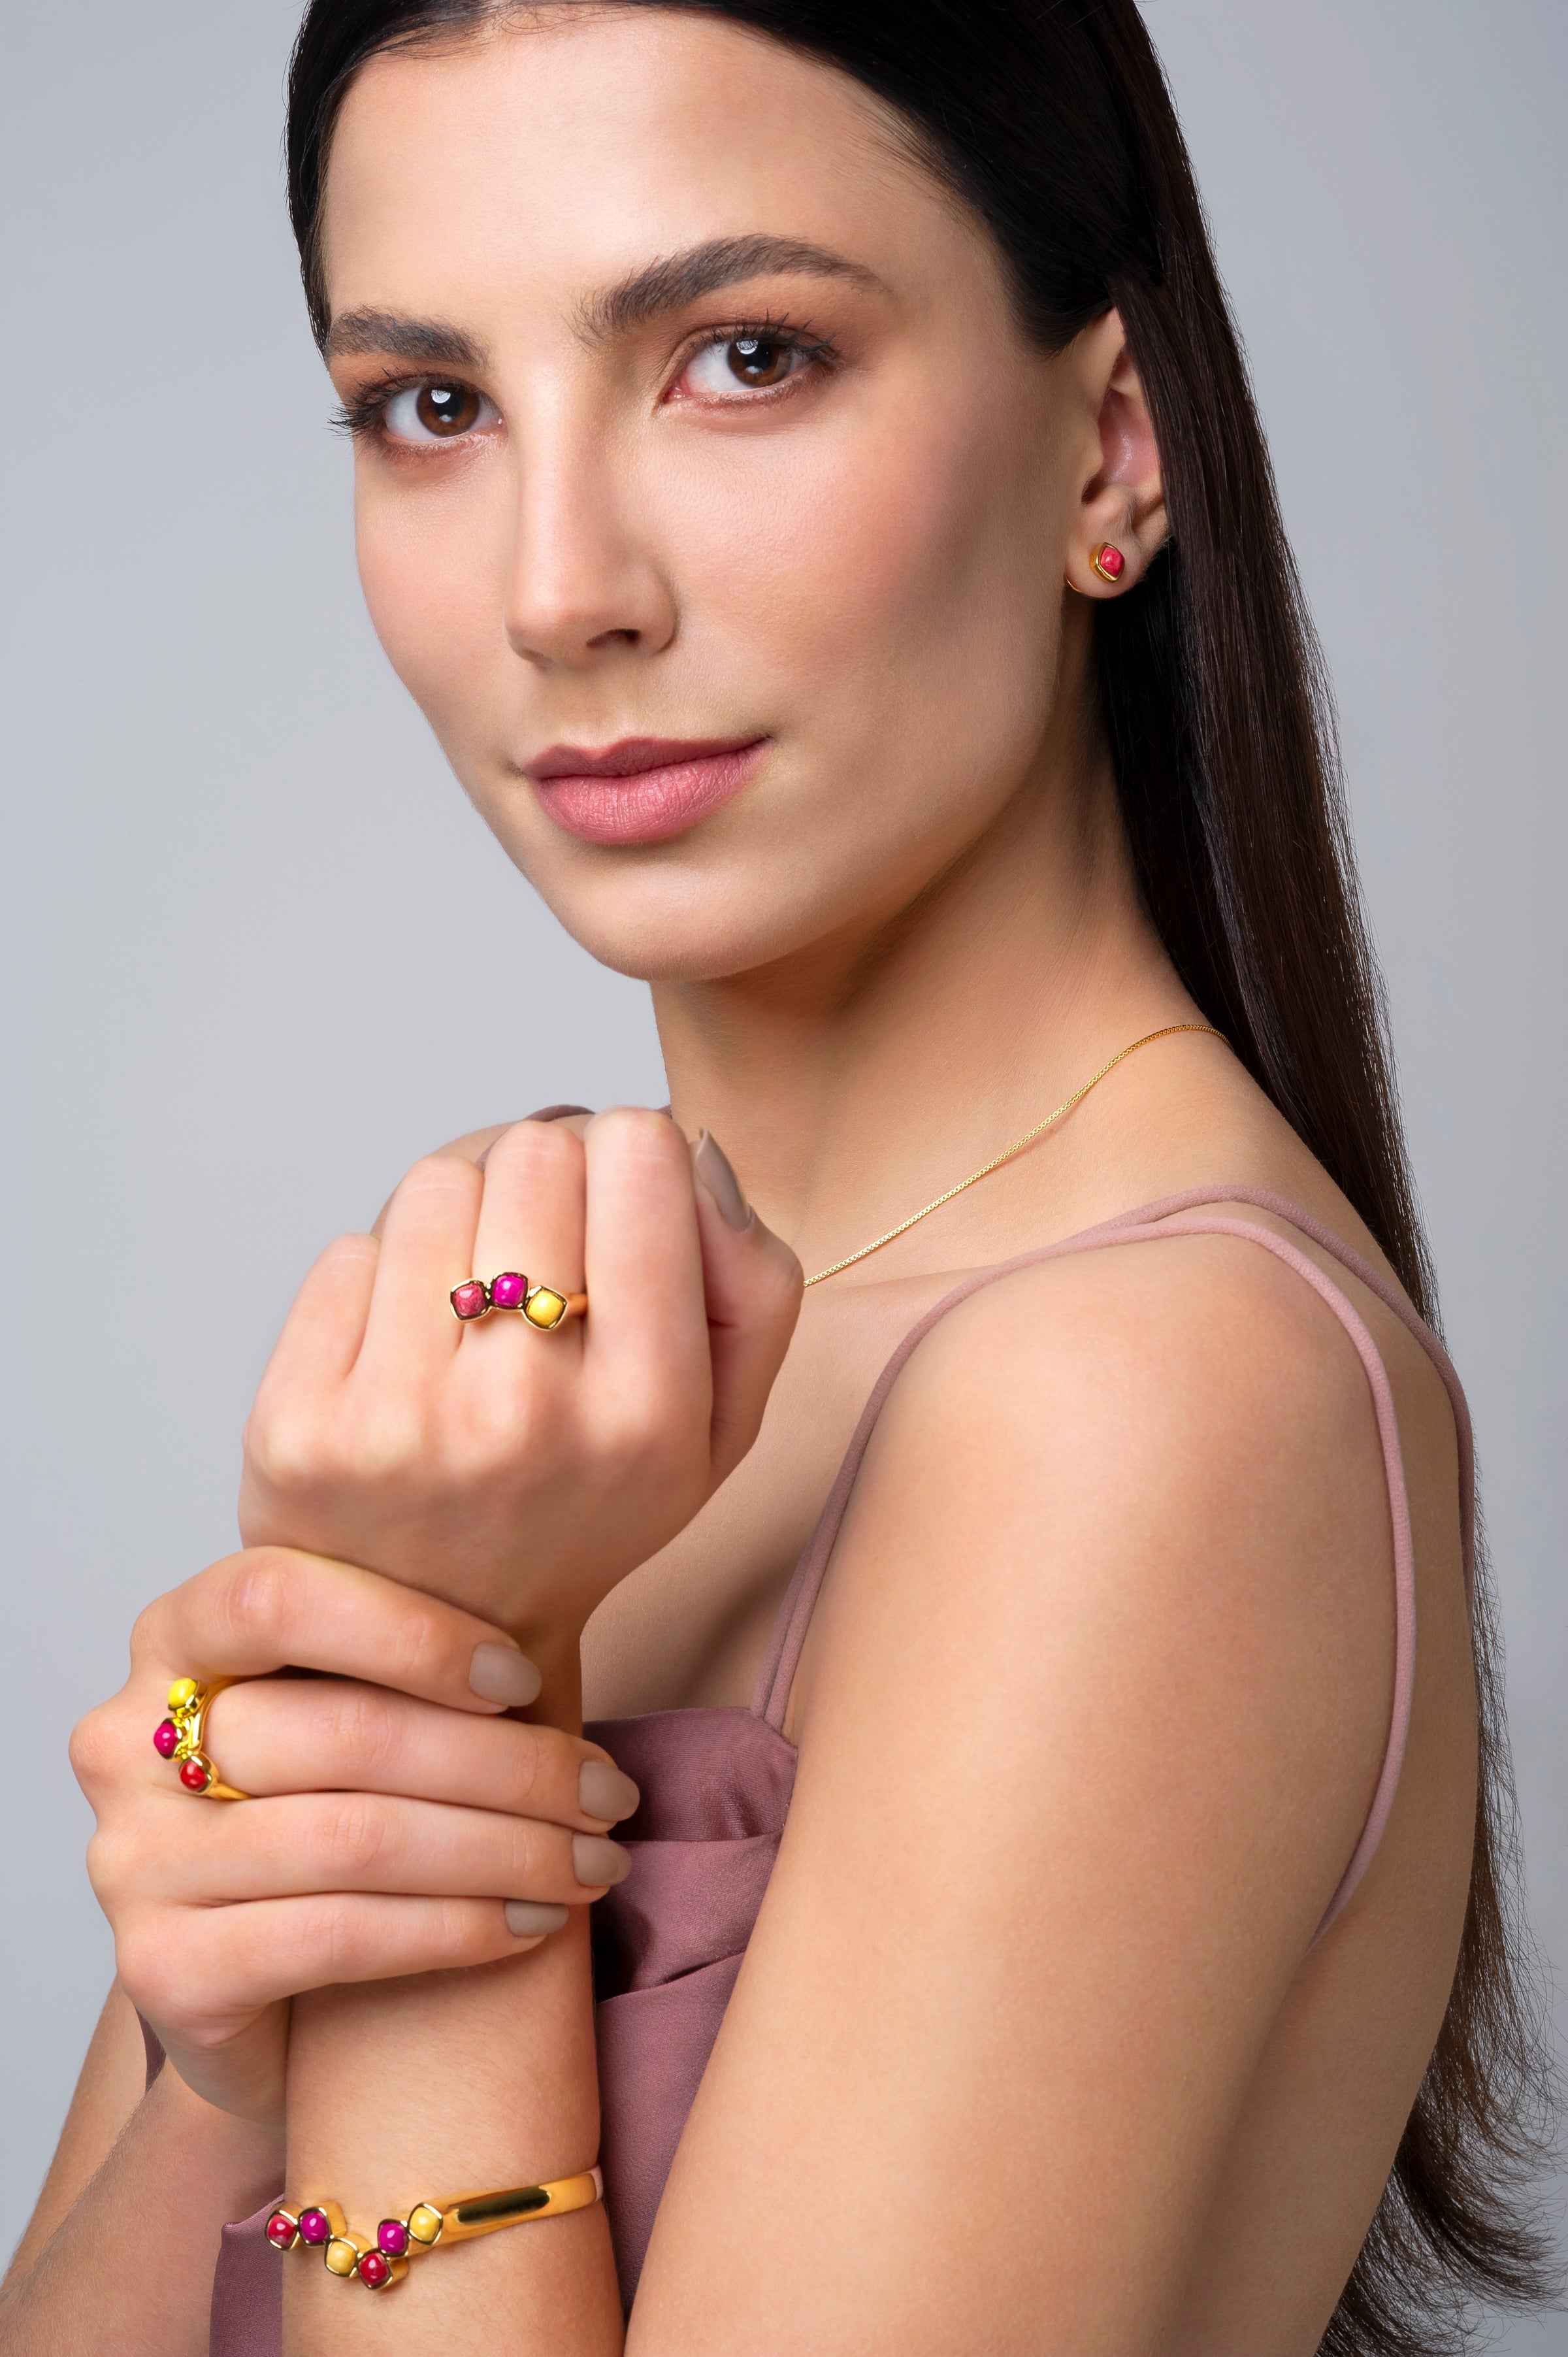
[1064,308,1169,599]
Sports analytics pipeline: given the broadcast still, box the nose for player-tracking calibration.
[502,421,676,672]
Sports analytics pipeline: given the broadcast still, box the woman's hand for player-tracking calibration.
[69,1547,640,2130]
[238,1110,801,1645]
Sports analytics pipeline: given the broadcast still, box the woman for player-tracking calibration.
[1,2,1552,2350]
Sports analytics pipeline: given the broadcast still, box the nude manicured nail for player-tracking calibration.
[693,1130,753,1231]
[578,1760,641,1823]
[468,1643,544,1707]
[574,1834,632,1887]
[504,1900,569,1939]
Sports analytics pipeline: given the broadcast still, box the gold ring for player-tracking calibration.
[153,1677,250,1800]
[450,1274,588,1331]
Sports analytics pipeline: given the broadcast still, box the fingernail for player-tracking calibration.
[573,1834,631,1887]
[693,1130,753,1231]
[578,1760,641,1823]
[469,1643,544,1707]
[504,1900,569,1938]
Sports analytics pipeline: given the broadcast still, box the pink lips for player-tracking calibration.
[526,736,768,846]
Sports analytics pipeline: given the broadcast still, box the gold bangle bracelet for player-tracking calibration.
[267,2168,604,2291]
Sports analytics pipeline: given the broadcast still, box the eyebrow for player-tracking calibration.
[322,237,883,368]
[576,235,886,342]
[323,308,488,368]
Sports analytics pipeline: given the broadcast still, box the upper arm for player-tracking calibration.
[632,1238,1400,2354]
[5,1981,148,2288]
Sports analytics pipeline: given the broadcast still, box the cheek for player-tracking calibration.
[353,471,503,743]
[675,382,1061,749]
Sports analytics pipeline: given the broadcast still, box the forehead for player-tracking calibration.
[321,10,975,323]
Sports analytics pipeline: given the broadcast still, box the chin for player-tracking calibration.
[502,851,851,985]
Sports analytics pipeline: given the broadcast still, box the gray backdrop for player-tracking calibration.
[4,1,1563,2339]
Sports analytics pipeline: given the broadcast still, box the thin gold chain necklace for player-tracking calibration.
[800,1023,1226,1288]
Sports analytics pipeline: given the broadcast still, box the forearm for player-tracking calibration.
[0,2061,283,2357]
[281,1641,623,2356]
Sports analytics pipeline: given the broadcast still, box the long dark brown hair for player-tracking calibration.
[285,4,1557,2345]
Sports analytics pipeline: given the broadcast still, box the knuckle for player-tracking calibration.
[598,1104,682,1172]
[505,1727,549,1814]
[310,1895,370,1981]
[114,1918,180,2023]
[246,1396,327,1488]
[68,1705,117,1794]
[434,1898,491,1964]
[329,1683,404,1783]
[317,1794,397,1881]
[215,1549,297,1656]
[129,1598,167,1666]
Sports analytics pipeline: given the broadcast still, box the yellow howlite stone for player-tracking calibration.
[324,2237,361,2277]
[167,1677,199,1709]
[407,2205,444,2246]
[525,1287,567,1328]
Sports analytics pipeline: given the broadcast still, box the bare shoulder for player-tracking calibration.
[792,1217,1461,1935]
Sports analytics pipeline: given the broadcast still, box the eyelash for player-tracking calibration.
[330,316,841,446]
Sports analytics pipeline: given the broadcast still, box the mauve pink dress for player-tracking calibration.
[172,1185,1472,2350]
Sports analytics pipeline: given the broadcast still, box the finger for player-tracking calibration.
[691,1132,804,1479]
[250,1232,380,1396]
[468,1117,587,1328]
[149,1894,574,2023]
[581,1107,711,1405]
[359,1151,481,1366]
[154,1792,630,1905]
[134,1549,542,1717]
[206,1677,640,1828]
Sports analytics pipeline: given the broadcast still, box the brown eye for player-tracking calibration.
[414,382,482,436]
[727,335,793,387]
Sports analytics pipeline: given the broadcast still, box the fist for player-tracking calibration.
[239,1110,801,1643]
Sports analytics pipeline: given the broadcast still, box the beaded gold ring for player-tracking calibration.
[267,2170,604,2290]
[152,1677,249,1801]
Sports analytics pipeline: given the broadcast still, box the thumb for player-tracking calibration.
[690,1132,802,1481]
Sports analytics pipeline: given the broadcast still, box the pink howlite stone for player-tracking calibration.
[489,1271,528,1311]
[377,2219,410,2256]
[451,1280,490,1321]
[1096,542,1126,578]
[153,1719,180,1758]
[297,2209,331,2245]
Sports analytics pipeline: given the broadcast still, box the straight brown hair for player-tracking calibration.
[286,4,1558,2345]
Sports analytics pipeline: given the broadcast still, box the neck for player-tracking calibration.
[654,710,1191,1275]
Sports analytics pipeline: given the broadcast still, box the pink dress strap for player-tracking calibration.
[750,1187,1474,1943]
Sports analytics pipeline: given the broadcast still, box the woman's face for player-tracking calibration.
[321,9,1102,982]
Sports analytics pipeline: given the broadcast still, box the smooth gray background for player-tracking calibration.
[3,0,1563,2339]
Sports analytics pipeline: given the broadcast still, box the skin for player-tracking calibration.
[7,13,1478,2355]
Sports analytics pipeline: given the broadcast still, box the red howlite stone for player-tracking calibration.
[179,1758,210,1791]
[298,2209,331,2245]
[358,2250,393,2289]
[377,2219,410,2256]
[451,1280,490,1321]
[489,1271,527,1311]
[1096,542,1126,578]
[266,2213,297,2250]
[153,1719,180,1758]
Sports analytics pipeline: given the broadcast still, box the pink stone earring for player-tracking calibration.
[1090,542,1126,584]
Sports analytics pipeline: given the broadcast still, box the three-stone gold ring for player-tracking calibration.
[152,1677,250,1800]
[449,1273,587,1331]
